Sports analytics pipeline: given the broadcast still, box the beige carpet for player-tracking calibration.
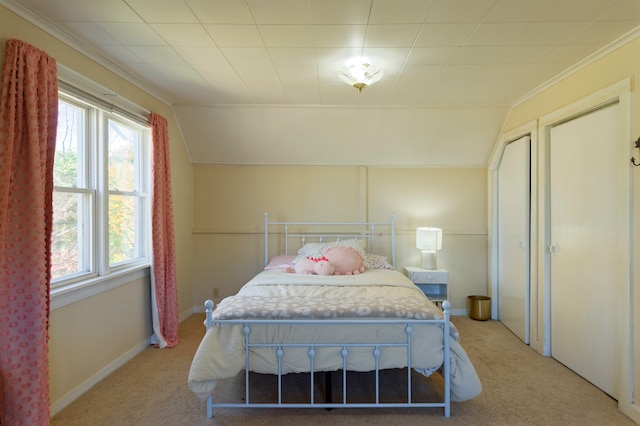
[51,314,635,426]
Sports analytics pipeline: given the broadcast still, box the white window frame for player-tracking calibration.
[51,70,152,310]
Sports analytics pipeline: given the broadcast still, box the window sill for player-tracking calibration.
[51,265,151,310]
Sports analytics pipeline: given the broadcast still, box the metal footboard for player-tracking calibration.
[204,299,452,418]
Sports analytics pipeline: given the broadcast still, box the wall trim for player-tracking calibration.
[51,267,150,310]
[180,307,195,322]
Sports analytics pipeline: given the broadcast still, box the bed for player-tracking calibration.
[188,213,482,418]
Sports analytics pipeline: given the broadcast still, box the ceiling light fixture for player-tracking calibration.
[337,57,383,93]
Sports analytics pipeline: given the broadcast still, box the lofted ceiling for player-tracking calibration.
[4,0,640,166]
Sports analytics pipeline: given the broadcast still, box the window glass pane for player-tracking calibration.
[54,101,85,187]
[52,88,149,287]
[51,192,82,280]
[109,194,137,265]
[108,120,139,192]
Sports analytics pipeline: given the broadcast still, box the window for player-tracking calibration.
[52,91,150,288]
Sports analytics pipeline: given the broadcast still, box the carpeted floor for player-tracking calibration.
[51,314,635,426]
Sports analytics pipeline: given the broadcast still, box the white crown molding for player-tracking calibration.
[0,0,172,107]
[512,25,640,108]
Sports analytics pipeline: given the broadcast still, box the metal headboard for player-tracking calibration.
[264,213,396,268]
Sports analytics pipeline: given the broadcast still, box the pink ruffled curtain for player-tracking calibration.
[150,112,179,348]
[0,39,58,425]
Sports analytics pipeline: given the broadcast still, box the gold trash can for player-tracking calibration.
[468,295,491,321]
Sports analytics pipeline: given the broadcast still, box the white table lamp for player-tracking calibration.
[416,227,442,269]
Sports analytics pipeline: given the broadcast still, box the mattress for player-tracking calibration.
[188,269,482,402]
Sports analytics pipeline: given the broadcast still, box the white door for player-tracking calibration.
[497,136,530,343]
[549,103,620,398]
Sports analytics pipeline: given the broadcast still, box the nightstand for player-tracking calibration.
[404,266,449,306]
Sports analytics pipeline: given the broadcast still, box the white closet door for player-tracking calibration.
[549,103,620,398]
[497,136,530,343]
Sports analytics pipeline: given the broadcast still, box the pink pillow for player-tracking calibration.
[264,254,296,270]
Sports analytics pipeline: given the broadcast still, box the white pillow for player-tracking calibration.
[363,253,394,270]
[295,239,365,262]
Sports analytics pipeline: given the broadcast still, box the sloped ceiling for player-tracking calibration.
[4,0,640,166]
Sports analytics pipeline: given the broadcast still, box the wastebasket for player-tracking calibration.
[468,295,491,321]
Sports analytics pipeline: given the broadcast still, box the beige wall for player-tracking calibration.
[0,5,194,414]
[193,165,488,312]
[496,35,640,421]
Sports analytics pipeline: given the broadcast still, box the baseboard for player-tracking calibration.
[50,339,149,417]
[180,306,194,322]
[193,299,222,314]
[623,402,640,424]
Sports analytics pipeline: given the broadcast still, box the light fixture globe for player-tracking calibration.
[338,57,383,92]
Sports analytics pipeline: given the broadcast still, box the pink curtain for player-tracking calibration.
[0,39,58,425]
[150,112,179,348]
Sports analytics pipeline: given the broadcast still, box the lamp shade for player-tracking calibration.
[416,227,442,251]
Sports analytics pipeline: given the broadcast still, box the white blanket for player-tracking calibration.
[188,269,482,402]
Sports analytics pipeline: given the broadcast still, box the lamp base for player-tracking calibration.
[420,251,438,269]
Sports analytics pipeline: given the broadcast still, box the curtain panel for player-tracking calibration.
[0,39,58,425]
[150,112,179,348]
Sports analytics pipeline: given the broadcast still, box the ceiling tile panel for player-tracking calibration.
[495,45,556,64]
[364,24,422,47]
[313,25,367,48]
[126,46,187,64]
[268,48,318,66]
[220,48,274,66]
[98,45,146,65]
[405,47,458,65]
[151,24,215,46]
[173,46,229,65]
[414,23,478,46]
[566,21,640,45]
[97,23,167,46]
[192,65,244,86]
[465,23,531,46]
[369,0,433,24]
[449,46,506,65]
[360,47,412,66]
[276,66,319,83]
[125,0,198,23]
[601,0,640,21]
[483,0,558,23]
[541,0,621,22]
[247,0,311,24]
[439,64,487,79]
[541,44,602,65]
[63,0,142,22]
[204,24,264,47]
[63,22,121,45]
[185,0,255,24]
[425,0,496,23]
[514,21,590,45]
[259,25,316,47]
[233,65,282,83]
[309,0,372,24]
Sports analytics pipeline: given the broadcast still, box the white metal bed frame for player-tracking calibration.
[203,213,452,418]
[263,212,397,268]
